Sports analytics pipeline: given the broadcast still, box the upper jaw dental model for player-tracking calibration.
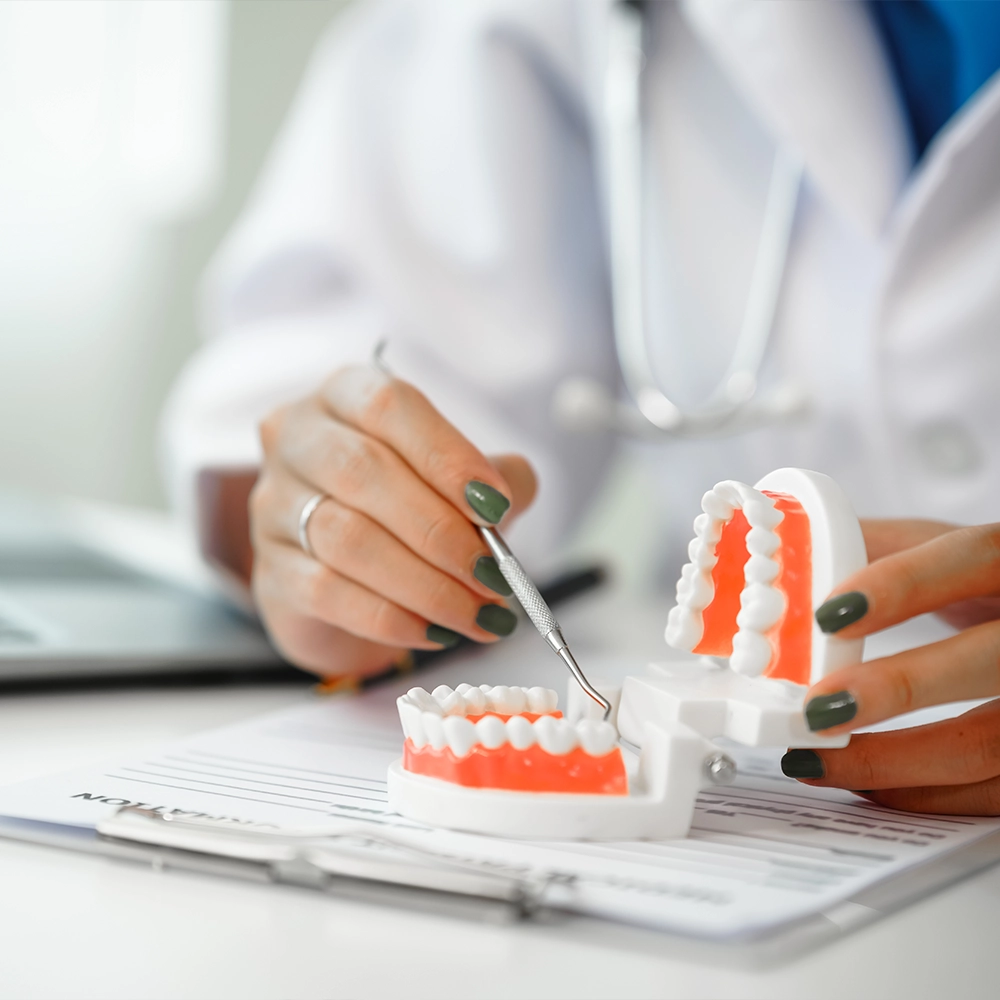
[617,468,868,753]
[388,468,868,842]
[664,467,866,684]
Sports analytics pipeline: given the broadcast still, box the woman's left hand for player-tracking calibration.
[780,519,1000,815]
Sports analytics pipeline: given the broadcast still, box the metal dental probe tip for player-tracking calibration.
[479,526,612,721]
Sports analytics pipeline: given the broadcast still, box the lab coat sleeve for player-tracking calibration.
[160,0,618,573]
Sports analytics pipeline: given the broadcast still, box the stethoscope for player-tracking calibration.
[553,0,810,439]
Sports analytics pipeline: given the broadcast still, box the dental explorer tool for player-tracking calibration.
[370,341,611,721]
[479,526,612,721]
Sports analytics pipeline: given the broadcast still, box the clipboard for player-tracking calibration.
[3,803,998,965]
[99,807,560,919]
[1,665,999,955]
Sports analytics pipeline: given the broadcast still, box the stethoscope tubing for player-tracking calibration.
[566,1,808,439]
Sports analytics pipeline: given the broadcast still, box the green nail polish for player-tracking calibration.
[805,690,857,731]
[465,481,510,524]
[426,624,462,648]
[475,604,517,637]
[815,591,868,633]
[474,556,512,596]
[781,749,825,779]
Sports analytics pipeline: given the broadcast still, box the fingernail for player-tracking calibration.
[426,624,462,648]
[465,481,510,524]
[476,604,517,637]
[473,556,512,596]
[805,690,857,731]
[781,749,825,779]
[815,591,868,633]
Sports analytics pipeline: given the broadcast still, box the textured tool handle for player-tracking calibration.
[479,528,559,636]
[479,526,611,720]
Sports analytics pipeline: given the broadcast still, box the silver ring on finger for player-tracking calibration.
[298,493,327,560]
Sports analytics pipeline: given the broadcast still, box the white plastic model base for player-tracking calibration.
[387,683,725,841]
[616,662,850,749]
[388,719,717,841]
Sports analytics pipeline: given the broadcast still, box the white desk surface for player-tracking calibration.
[0,596,998,1000]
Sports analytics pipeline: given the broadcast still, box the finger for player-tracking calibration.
[253,540,453,651]
[270,401,507,598]
[320,366,515,526]
[782,699,1000,789]
[860,518,956,562]
[257,606,405,679]
[803,620,1000,733]
[936,596,1000,631]
[489,454,538,519]
[857,519,998,631]
[256,477,514,642]
[860,776,1000,816]
[815,523,1000,638]
[251,462,511,605]
[302,498,515,642]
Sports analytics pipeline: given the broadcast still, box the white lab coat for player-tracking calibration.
[162,0,1000,578]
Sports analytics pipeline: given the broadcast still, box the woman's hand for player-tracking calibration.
[249,364,537,678]
[781,519,1000,815]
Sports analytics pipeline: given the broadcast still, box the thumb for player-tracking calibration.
[488,454,537,520]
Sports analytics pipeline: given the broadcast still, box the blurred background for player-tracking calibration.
[0,0,348,510]
[0,0,655,589]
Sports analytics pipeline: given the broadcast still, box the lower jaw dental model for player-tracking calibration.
[388,468,867,842]
[398,685,627,795]
[387,681,722,840]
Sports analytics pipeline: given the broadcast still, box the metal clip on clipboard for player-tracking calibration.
[98,807,570,920]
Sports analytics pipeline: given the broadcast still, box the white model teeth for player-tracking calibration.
[397,687,619,759]
[455,683,487,714]
[665,480,786,678]
[506,715,535,750]
[527,686,557,713]
[745,553,780,584]
[736,583,786,632]
[533,716,579,755]
[474,714,507,749]
[430,683,559,717]
[441,716,477,757]
[421,712,447,751]
[742,498,783,529]
[730,629,775,677]
[665,605,703,650]
[693,512,723,544]
[746,526,780,557]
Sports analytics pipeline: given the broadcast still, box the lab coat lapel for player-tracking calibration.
[884,71,1000,276]
[680,0,912,239]
[874,72,1000,517]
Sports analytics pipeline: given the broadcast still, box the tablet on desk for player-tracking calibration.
[0,492,285,683]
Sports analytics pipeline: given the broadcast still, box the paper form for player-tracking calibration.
[0,681,997,941]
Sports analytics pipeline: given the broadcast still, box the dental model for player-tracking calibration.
[389,682,730,840]
[665,468,866,684]
[388,469,868,842]
[396,684,626,794]
[617,468,867,753]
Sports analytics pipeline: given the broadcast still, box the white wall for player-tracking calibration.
[0,0,657,593]
[0,0,348,508]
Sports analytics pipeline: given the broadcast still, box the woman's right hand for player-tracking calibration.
[249,364,537,678]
